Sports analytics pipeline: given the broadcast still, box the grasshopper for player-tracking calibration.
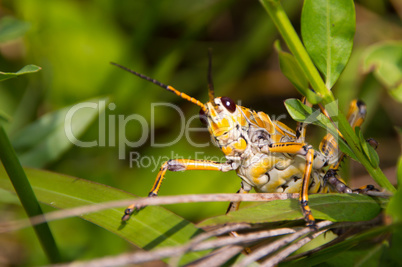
[111,58,369,228]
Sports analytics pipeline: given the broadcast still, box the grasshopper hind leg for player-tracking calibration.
[320,100,379,194]
[323,169,353,194]
[225,185,252,253]
[226,186,250,214]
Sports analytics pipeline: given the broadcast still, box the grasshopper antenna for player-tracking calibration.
[111,62,206,112]
[111,62,169,90]
[207,48,215,103]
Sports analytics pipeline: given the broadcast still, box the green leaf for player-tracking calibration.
[0,166,205,263]
[12,97,108,168]
[287,226,392,266]
[275,41,324,104]
[325,242,385,267]
[356,127,379,169]
[0,16,31,43]
[284,98,313,122]
[285,98,333,126]
[0,64,41,82]
[301,0,355,89]
[198,194,383,227]
[276,42,308,91]
[366,144,380,169]
[363,41,402,102]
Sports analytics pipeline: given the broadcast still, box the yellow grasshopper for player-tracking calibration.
[111,60,369,228]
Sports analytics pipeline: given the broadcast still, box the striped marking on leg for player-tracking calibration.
[299,146,317,229]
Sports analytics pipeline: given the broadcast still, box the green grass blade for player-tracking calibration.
[0,166,206,264]
[0,125,61,263]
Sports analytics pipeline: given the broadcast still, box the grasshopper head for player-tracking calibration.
[199,96,239,140]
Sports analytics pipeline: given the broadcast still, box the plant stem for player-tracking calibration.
[259,0,396,193]
[0,125,61,263]
[260,0,332,101]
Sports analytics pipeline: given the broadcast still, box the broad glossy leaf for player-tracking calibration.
[12,97,108,168]
[0,166,205,263]
[0,64,41,82]
[198,194,383,227]
[302,0,355,89]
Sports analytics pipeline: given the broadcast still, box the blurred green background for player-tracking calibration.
[0,0,400,265]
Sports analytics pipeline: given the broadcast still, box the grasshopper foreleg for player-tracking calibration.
[122,159,234,221]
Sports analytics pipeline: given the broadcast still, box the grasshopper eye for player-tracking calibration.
[221,96,236,113]
[199,109,208,125]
